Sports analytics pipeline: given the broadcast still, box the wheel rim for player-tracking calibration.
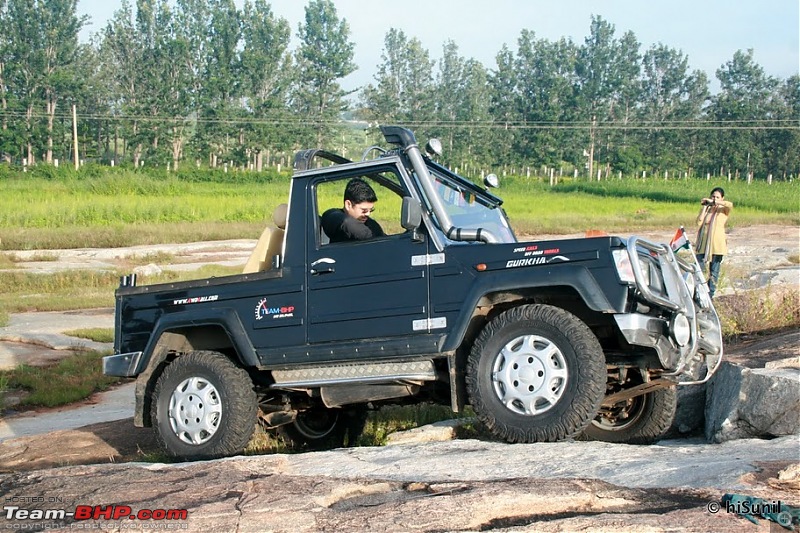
[293,407,339,440]
[168,377,223,445]
[592,397,646,431]
[491,334,569,415]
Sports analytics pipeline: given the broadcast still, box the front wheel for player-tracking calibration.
[277,403,368,451]
[466,304,606,443]
[151,350,257,460]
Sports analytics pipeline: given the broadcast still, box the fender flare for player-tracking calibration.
[134,307,257,375]
[441,265,622,353]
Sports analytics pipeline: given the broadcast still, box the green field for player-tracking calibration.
[1,165,797,250]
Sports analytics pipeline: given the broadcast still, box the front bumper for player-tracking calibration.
[102,351,142,377]
[615,236,723,384]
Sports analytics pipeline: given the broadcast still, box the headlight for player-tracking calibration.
[642,257,666,295]
[641,260,652,287]
[671,313,691,347]
[612,249,634,283]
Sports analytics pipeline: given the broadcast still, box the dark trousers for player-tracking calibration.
[696,254,723,298]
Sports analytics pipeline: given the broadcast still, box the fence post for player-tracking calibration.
[72,104,79,170]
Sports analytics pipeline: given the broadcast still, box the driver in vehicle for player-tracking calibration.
[321,178,386,243]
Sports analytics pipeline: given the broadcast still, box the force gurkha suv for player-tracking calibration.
[104,126,723,459]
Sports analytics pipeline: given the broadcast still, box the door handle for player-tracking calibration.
[310,257,336,275]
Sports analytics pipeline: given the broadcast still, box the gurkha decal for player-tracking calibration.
[505,255,570,268]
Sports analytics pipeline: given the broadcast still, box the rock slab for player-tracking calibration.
[705,359,800,442]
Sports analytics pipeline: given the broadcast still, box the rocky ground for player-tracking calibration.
[0,225,797,532]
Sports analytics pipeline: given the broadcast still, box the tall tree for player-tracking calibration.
[575,16,640,179]
[293,0,356,147]
[99,0,142,164]
[239,0,293,160]
[434,40,467,153]
[192,0,241,167]
[514,31,580,168]
[708,49,778,178]
[455,58,493,169]
[638,43,709,174]
[0,0,14,162]
[3,0,85,164]
[765,75,800,178]
[359,28,435,125]
[487,44,519,166]
[39,0,86,164]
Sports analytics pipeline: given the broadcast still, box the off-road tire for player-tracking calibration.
[277,404,368,451]
[583,386,677,444]
[151,350,257,460]
[466,304,605,443]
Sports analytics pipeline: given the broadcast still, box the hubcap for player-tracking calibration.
[491,334,568,415]
[168,377,222,445]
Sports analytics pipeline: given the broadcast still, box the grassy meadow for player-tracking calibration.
[1,164,798,250]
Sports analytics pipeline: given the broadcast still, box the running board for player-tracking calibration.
[270,360,437,389]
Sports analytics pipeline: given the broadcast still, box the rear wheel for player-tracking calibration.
[151,350,257,460]
[466,304,606,443]
[277,403,368,450]
[583,380,677,445]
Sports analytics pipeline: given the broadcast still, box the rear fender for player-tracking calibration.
[133,307,257,374]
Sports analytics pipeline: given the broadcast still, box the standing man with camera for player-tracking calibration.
[696,187,733,298]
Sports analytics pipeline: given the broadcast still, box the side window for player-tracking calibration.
[316,171,406,245]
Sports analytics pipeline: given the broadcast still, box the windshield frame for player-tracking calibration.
[415,158,517,246]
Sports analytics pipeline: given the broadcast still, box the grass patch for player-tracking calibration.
[0,265,243,316]
[1,172,797,250]
[0,350,124,411]
[0,270,120,314]
[357,404,471,446]
[715,286,800,342]
[0,254,19,268]
[63,328,115,343]
[0,374,8,407]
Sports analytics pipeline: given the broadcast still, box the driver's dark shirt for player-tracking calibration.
[321,208,385,243]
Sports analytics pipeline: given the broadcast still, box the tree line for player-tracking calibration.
[1,0,798,180]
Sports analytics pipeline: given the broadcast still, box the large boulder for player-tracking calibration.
[705,358,800,442]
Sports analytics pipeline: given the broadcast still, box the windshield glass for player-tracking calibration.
[423,165,516,244]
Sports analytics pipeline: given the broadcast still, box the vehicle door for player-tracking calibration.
[305,163,434,353]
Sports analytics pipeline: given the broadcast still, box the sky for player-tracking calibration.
[77,0,800,94]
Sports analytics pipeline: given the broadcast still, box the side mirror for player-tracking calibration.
[401,196,422,230]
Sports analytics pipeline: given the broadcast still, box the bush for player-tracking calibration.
[715,285,800,341]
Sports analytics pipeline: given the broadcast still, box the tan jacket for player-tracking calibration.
[696,200,733,255]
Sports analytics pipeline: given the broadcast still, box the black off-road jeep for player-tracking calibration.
[104,126,723,459]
